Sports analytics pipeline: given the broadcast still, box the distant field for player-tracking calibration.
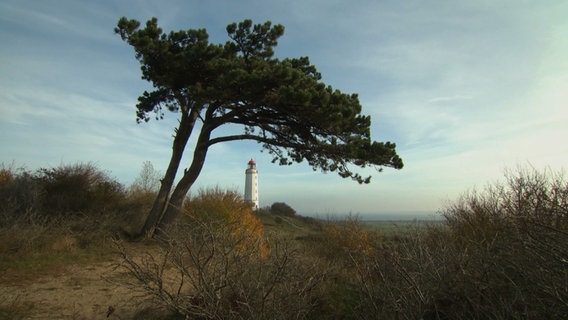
[361,219,444,233]
[362,212,443,221]
[284,211,445,235]
[302,211,443,221]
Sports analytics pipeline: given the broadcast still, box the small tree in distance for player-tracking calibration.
[130,161,161,194]
[115,17,403,237]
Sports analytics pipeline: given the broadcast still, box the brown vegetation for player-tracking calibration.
[1,163,567,319]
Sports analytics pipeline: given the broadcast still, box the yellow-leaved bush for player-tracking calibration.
[183,187,269,258]
[324,215,374,258]
[0,168,14,185]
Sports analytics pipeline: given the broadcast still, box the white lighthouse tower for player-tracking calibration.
[244,159,259,210]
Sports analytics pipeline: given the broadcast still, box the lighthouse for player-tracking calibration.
[244,159,259,210]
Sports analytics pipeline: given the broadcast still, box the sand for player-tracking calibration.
[0,254,158,319]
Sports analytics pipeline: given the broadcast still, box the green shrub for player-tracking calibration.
[270,202,296,216]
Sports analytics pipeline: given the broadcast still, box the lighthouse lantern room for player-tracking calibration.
[244,159,259,209]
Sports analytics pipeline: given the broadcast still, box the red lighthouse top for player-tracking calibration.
[248,159,256,166]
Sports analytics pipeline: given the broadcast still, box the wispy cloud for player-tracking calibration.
[1,0,566,215]
[427,95,473,104]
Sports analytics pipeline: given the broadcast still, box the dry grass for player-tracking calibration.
[2,164,567,319]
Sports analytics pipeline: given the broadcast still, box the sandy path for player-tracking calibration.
[0,256,154,319]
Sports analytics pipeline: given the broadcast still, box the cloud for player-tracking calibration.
[427,95,473,104]
[1,0,566,216]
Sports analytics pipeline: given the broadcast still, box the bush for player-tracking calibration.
[0,162,132,260]
[37,163,125,215]
[0,165,14,185]
[352,166,568,319]
[270,202,296,216]
[0,164,41,217]
[119,188,327,319]
[322,215,374,261]
[438,167,568,318]
[1,162,127,217]
[184,187,268,257]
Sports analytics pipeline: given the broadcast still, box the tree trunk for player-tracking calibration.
[140,109,198,237]
[155,126,212,233]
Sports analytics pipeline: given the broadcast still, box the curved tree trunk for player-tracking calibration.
[141,109,198,237]
[156,126,212,233]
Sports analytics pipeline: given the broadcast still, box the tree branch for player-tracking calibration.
[206,134,299,149]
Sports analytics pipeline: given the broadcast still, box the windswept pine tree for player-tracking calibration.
[115,17,403,237]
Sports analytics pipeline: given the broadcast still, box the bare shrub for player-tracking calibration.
[118,187,327,319]
[0,162,145,263]
[118,219,326,319]
[353,166,568,319]
[37,162,125,215]
[0,162,129,226]
[0,165,42,217]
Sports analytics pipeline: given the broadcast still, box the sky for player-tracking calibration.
[1,0,567,218]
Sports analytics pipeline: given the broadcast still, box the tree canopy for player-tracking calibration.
[115,17,403,237]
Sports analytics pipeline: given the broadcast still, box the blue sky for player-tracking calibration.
[1,0,567,217]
